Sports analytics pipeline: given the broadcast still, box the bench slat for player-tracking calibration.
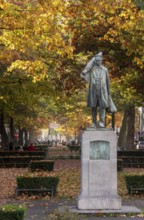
[16,187,54,197]
[130,186,144,196]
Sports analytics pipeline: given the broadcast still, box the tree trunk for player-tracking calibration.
[117,110,127,150]
[24,129,29,146]
[9,116,14,141]
[18,128,24,146]
[0,112,9,149]
[117,105,135,150]
[126,104,135,149]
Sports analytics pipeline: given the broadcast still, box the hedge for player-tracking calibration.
[29,160,55,172]
[0,204,26,220]
[0,163,29,168]
[1,156,44,162]
[0,156,45,168]
[0,151,47,157]
[16,176,59,195]
[117,150,144,157]
[124,174,144,194]
[48,155,80,160]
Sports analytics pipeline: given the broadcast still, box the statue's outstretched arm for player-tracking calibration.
[80,57,95,81]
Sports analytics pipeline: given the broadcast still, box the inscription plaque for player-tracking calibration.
[90,140,110,160]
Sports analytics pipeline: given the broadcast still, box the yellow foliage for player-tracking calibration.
[0,0,144,131]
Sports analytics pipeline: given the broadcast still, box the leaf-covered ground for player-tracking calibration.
[0,168,28,205]
[0,160,144,206]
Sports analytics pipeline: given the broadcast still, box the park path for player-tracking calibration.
[24,198,144,220]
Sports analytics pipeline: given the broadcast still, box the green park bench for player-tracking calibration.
[118,156,144,168]
[15,187,54,197]
[130,185,144,196]
[67,145,81,152]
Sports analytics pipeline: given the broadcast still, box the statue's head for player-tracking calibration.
[94,52,103,66]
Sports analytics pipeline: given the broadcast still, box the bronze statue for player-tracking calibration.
[81,52,117,128]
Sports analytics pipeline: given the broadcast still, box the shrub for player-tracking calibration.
[0,204,26,220]
[124,174,144,194]
[16,176,59,195]
[29,160,55,172]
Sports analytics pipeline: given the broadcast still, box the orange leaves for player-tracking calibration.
[1,166,144,204]
[134,57,144,69]
[0,168,28,205]
[0,166,80,202]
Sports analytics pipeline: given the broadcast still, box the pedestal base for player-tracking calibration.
[78,195,121,210]
[70,205,141,214]
[78,129,122,210]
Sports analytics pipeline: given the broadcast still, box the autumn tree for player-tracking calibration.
[62,0,144,149]
[0,0,73,146]
[0,0,144,148]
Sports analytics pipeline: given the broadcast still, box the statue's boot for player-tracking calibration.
[99,108,105,128]
[98,121,105,128]
[92,108,97,127]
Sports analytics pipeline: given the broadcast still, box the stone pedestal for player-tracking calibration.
[78,128,121,210]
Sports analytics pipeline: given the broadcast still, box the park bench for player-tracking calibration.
[118,156,144,168]
[15,187,54,197]
[117,150,144,157]
[0,150,47,157]
[67,145,81,153]
[0,155,46,168]
[130,185,144,196]
[0,162,29,168]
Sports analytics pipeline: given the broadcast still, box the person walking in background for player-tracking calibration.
[27,143,36,151]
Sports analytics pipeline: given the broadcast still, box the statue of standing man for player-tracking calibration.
[81,52,117,128]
